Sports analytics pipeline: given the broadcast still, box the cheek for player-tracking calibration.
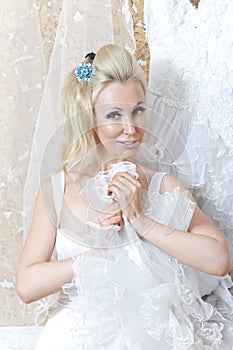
[139,128,145,140]
[95,124,121,141]
[137,120,146,139]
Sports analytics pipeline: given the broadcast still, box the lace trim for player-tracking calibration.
[59,241,233,348]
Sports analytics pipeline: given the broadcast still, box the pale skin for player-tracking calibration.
[16,80,232,304]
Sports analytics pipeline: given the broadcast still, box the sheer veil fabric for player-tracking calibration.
[23,0,136,325]
[23,0,136,239]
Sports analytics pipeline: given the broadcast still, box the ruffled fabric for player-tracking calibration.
[145,95,233,247]
[144,0,233,260]
[61,237,233,349]
[49,171,233,349]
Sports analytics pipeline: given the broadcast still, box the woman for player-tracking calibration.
[16,44,233,349]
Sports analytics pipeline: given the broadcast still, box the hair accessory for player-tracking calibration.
[85,52,96,60]
[75,62,94,82]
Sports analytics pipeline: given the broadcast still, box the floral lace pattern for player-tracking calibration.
[144,0,233,258]
[145,0,233,137]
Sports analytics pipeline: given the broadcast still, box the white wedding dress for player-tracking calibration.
[34,169,233,350]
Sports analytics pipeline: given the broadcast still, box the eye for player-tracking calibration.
[105,112,122,120]
[132,106,146,116]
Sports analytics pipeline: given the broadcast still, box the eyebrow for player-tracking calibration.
[103,101,145,112]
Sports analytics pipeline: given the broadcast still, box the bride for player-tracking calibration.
[16,44,233,349]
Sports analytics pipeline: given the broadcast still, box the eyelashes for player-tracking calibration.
[132,106,146,116]
[105,112,122,120]
[105,106,146,120]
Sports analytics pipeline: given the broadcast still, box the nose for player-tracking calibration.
[122,122,136,135]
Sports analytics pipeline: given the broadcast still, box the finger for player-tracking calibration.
[107,177,130,195]
[112,172,141,187]
[98,209,121,221]
[107,178,136,197]
[107,184,122,199]
[108,174,141,195]
[99,215,123,227]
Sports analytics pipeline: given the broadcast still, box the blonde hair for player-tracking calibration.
[61,44,147,173]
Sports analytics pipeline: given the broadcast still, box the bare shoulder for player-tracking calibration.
[160,173,188,194]
[137,165,188,195]
[136,165,154,190]
[65,171,79,183]
[64,171,80,197]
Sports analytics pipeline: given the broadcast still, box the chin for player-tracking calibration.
[103,142,141,161]
[110,149,138,160]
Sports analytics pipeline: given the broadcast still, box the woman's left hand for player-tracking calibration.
[107,172,143,223]
[98,199,124,227]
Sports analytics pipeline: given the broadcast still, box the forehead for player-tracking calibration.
[94,80,145,108]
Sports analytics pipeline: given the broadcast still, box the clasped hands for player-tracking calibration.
[98,172,142,227]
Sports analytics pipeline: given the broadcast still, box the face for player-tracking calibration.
[93,80,146,160]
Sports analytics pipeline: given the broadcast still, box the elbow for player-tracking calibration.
[16,276,35,304]
[17,294,33,305]
[215,258,232,277]
[215,266,231,277]
[16,284,34,304]
[213,245,232,277]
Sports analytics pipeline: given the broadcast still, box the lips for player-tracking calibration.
[117,140,139,148]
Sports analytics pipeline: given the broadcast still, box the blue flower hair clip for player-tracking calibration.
[75,62,94,82]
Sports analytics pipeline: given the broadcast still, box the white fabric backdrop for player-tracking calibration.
[144,0,233,257]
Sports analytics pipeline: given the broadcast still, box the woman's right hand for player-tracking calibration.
[98,199,124,227]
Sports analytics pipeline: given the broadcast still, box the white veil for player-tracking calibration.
[23,0,136,239]
[22,1,138,324]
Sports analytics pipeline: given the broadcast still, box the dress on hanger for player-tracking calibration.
[34,167,233,350]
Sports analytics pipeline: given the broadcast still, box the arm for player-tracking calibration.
[108,172,232,276]
[16,181,73,304]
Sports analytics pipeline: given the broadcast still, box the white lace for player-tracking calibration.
[145,0,233,141]
[144,0,233,257]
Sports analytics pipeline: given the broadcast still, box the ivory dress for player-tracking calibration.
[35,169,233,350]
